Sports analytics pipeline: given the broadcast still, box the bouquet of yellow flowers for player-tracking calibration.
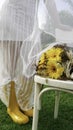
[36,43,73,80]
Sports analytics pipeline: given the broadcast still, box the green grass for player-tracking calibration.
[0,91,73,130]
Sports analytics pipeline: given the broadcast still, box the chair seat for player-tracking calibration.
[34,75,73,90]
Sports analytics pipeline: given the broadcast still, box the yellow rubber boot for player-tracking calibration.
[7,81,29,124]
[24,108,33,117]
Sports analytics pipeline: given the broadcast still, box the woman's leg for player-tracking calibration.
[0,41,29,124]
[17,76,34,117]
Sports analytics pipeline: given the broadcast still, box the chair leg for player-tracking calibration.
[54,91,60,119]
[32,83,41,130]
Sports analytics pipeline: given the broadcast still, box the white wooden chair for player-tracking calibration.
[32,75,73,130]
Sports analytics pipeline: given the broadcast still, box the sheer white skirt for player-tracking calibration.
[0,42,34,111]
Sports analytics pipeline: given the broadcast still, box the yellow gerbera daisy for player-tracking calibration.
[47,61,64,79]
[46,47,63,62]
[38,52,48,65]
[39,53,44,64]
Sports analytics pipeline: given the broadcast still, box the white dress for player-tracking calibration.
[0,0,73,111]
[0,0,40,111]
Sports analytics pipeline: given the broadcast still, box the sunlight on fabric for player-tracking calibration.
[0,0,6,10]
